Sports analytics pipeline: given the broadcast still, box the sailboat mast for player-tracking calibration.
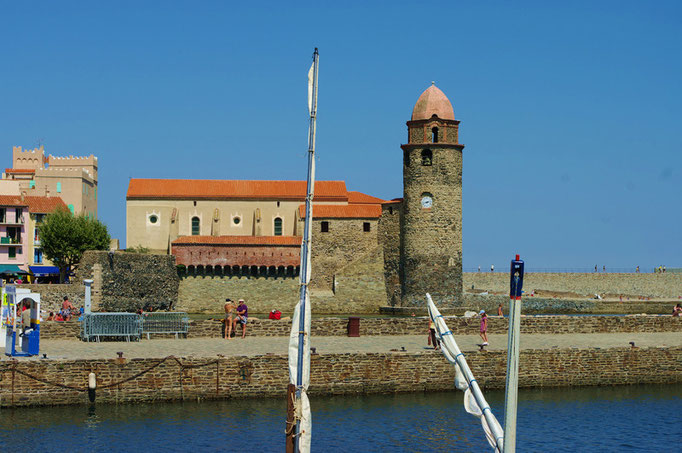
[294,47,319,453]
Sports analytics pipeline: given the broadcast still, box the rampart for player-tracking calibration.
[2,347,681,407]
[465,272,682,299]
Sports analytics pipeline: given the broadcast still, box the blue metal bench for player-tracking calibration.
[141,312,190,339]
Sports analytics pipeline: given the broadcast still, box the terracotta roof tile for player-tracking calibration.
[347,191,386,204]
[0,195,27,207]
[0,195,68,213]
[4,168,35,174]
[127,179,348,202]
[172,235,302,246]
[298,204,381,219]
[24,196,67,213]
[382,198,403,204]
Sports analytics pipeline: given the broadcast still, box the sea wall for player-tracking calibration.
[2,347,681,407]
[465,272,682,299]
[38,315,682,340]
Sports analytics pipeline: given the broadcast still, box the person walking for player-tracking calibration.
[479,310,489,345]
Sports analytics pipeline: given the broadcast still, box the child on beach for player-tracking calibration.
[479,310,489,345]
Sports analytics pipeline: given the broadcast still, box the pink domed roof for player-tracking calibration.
[411,83,455,121]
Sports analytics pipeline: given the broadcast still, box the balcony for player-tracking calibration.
[0,237,22,246]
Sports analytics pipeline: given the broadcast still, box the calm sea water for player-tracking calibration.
[1,384,680,452]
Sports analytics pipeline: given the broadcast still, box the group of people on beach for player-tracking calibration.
[223,298,248,339]
[46,296,80,322]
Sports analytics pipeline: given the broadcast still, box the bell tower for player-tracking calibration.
[400,83,464,306]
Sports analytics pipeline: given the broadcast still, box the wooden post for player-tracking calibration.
[285,383,296,453]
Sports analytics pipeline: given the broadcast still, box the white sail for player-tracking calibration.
[426,293,504,452]
[288,289,312,451]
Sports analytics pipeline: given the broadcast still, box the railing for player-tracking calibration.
[0,237,22,245]
[0,217,24,225]
[141,312,190,339]
[81,313,143,342]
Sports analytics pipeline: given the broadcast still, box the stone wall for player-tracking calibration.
[465,272,682,299]
[38,315,682,340]
[307,218,380,288]
[19,284,85,313]
[77,250,179,312]
[176,247,388,314]
[379,203,401,307]
[2,347,681,407]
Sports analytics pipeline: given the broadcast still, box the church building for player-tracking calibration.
[126,84,464,307]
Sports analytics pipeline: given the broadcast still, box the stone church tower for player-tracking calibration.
[400,84,464,306]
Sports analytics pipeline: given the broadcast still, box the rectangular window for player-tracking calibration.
[29,180,35,188]
[0,208,5,223]
[68,204,74,214]
[8,247,15,259]
[56,182,62,193]
[83,183,86,194]
[34,228,40,241]
[321,221,329,233]
[34,248,43,264]
[15,208,22,223]
[363,222,371,232]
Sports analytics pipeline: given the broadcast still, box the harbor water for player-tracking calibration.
[1,384,680,452]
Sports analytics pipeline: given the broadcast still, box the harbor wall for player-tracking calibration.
[465,272,682,299]
[39,315,682,340]
[2,346,681,407]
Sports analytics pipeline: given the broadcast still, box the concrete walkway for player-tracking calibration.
[8,332,681,361]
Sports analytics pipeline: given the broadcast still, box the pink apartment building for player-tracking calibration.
[0,194,66,277]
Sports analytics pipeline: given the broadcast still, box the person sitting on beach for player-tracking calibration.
[673,304,682,317]
[46,312,55,321]
[232,299,248,339]
[479,310,489,345]
[224,298,235,339]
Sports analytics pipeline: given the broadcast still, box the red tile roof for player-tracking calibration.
[24,196,67,213]
[172,235,302,246]
[0,195,67,213]
[127,179,348,202]
[347,191,386,204]
[4,168,35,174]
[298,204,382,219]
[0,195,26,207]
[382,198,403,204]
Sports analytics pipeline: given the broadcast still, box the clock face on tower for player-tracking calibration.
[421,195,433,209]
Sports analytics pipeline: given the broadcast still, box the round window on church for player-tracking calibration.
[233,217,241,225]
[149,214,158,224]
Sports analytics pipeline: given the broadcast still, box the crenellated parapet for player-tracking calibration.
[12,145,47,170]
[48,154,98,180]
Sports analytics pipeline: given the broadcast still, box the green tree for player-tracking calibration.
[40,208,111,282]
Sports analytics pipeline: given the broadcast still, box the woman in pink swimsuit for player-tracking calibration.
[479,310,488,345]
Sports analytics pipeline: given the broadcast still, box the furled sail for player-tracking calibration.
[426,293,505,452]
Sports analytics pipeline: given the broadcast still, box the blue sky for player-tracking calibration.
[1,1,680,271]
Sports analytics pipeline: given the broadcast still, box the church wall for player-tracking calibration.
[379,203,401,306]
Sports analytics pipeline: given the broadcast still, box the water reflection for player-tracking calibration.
[0,384,680,452]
